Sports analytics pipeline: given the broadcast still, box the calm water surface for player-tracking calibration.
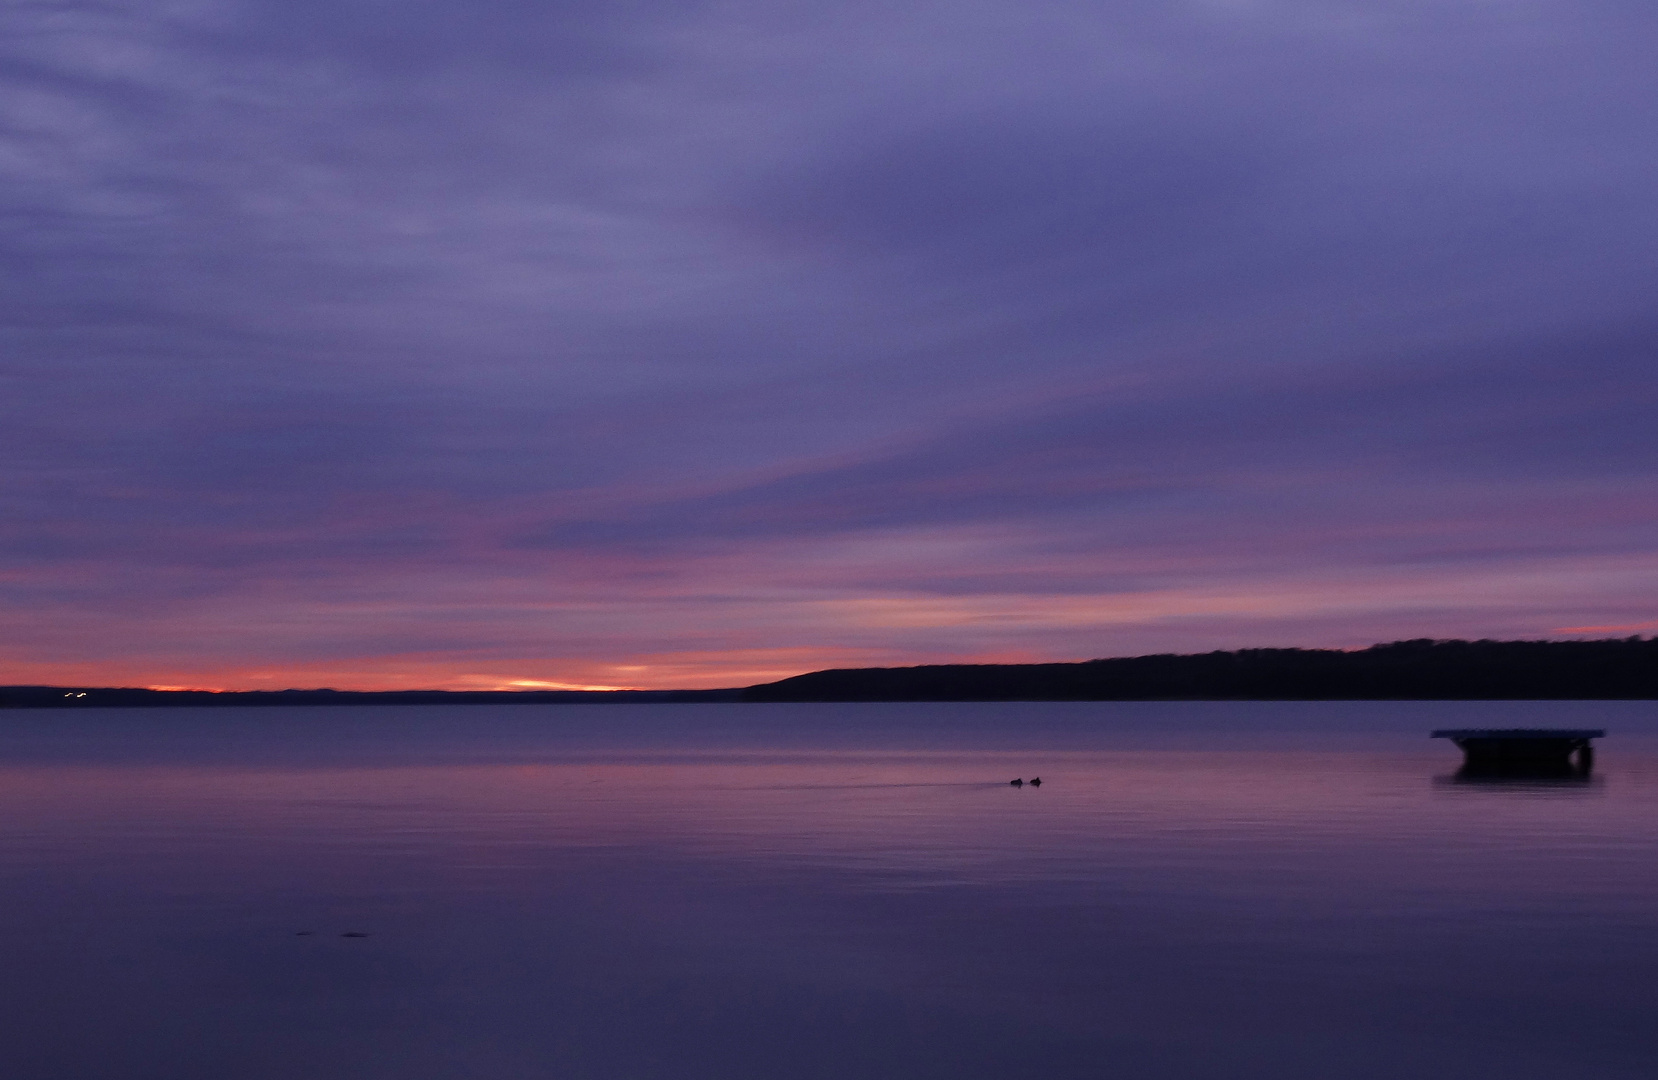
[2,700,1655,1079]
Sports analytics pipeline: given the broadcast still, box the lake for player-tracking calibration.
[1,700,1655,1079]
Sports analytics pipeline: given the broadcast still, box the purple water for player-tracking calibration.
[2,700,1655,1079]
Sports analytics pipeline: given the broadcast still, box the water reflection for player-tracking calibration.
[1450,758,1597,783]
[1435,766,1604,797]
[0,704,1654,1080]
[1439,747,1599,785]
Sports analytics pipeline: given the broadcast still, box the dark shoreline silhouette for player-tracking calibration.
[744,638,1658,702]
[3,637,1655,708]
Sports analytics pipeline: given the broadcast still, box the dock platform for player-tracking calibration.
[1432,728,1603,772]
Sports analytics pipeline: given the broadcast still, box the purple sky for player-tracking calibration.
[3,0,1656,689]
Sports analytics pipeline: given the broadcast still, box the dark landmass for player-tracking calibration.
[0,686,744,709]
[4,637,1656,708]
[741,637,1658,701]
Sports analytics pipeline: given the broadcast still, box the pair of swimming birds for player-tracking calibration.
[1010,777,1041,786]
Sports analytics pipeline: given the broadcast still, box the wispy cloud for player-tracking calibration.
[3,0,1655,687]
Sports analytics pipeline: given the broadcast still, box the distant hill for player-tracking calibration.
[5,638,1656,707]
[742,638,1658,701]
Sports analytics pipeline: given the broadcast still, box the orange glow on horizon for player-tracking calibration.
[0,644,1058,693]
[1552,621,1658,634]
[3,621,1650,694]
[7,558,1654,692]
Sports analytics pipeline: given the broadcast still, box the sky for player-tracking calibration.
[2,0,1655,691]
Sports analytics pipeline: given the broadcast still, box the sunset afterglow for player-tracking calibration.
[3,1,1654,689]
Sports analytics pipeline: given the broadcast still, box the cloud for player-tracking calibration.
[1,0,1655,686]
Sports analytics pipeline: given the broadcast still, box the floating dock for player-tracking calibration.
[1432,728,1602,772]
